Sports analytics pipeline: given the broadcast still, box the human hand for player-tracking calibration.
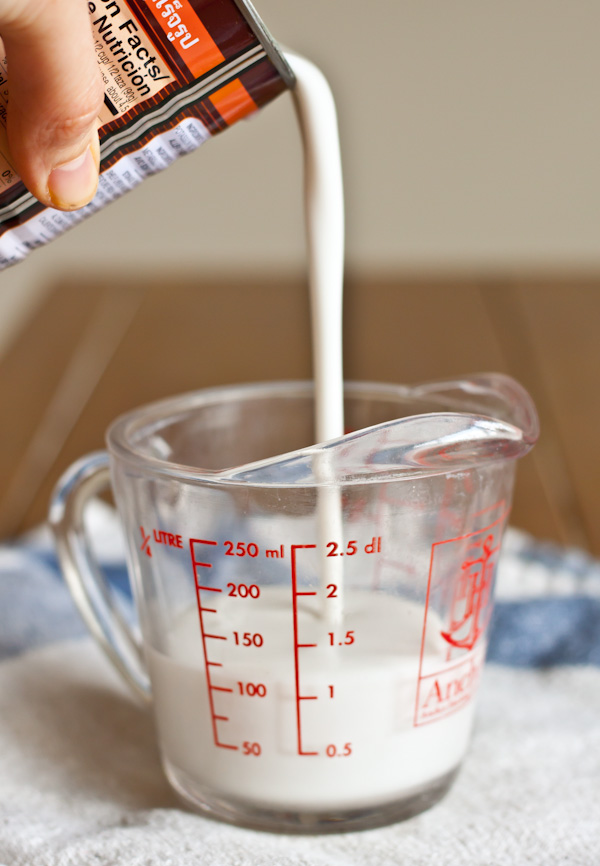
[1,0,104,211]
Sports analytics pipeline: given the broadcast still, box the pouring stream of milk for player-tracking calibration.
[287,54,345,443]
[287,53,345,626]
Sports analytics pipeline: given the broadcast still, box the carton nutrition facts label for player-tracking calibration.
[0,54,19,194]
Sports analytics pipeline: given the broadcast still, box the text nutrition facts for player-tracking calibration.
[0,56,20,194]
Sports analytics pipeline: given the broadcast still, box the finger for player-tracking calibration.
[1,0,104,210]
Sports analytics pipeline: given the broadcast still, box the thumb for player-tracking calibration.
[2,0,104,210]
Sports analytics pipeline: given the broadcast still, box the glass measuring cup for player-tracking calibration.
[49,376,538,833]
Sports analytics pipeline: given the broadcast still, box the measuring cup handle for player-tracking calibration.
[49,452,152,704]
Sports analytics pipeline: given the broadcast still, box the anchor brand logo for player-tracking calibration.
[414,508,505,726]
[440,533,498,653]
[416,646,485,723]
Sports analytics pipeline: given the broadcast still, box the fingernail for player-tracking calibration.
[48,144,99,210]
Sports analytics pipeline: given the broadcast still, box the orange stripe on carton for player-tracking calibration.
[209,79,257,125]
[146,0,225,78]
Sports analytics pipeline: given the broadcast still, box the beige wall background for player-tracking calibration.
[1,0,600,352]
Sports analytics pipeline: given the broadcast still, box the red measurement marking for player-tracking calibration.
[211,685,233,693]
[291,544,319,757]
[190,538,239,751]
[139,526,152,558]
[298,695,318,700]
[296,591,317,597]
[198,607,217,614]
[297,643,317,648]
[204,634,227,640]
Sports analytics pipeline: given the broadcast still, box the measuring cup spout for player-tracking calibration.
[411,372,539,448]
[226,374,539,486]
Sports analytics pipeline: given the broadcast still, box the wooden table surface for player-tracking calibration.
[0,273,596,554]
